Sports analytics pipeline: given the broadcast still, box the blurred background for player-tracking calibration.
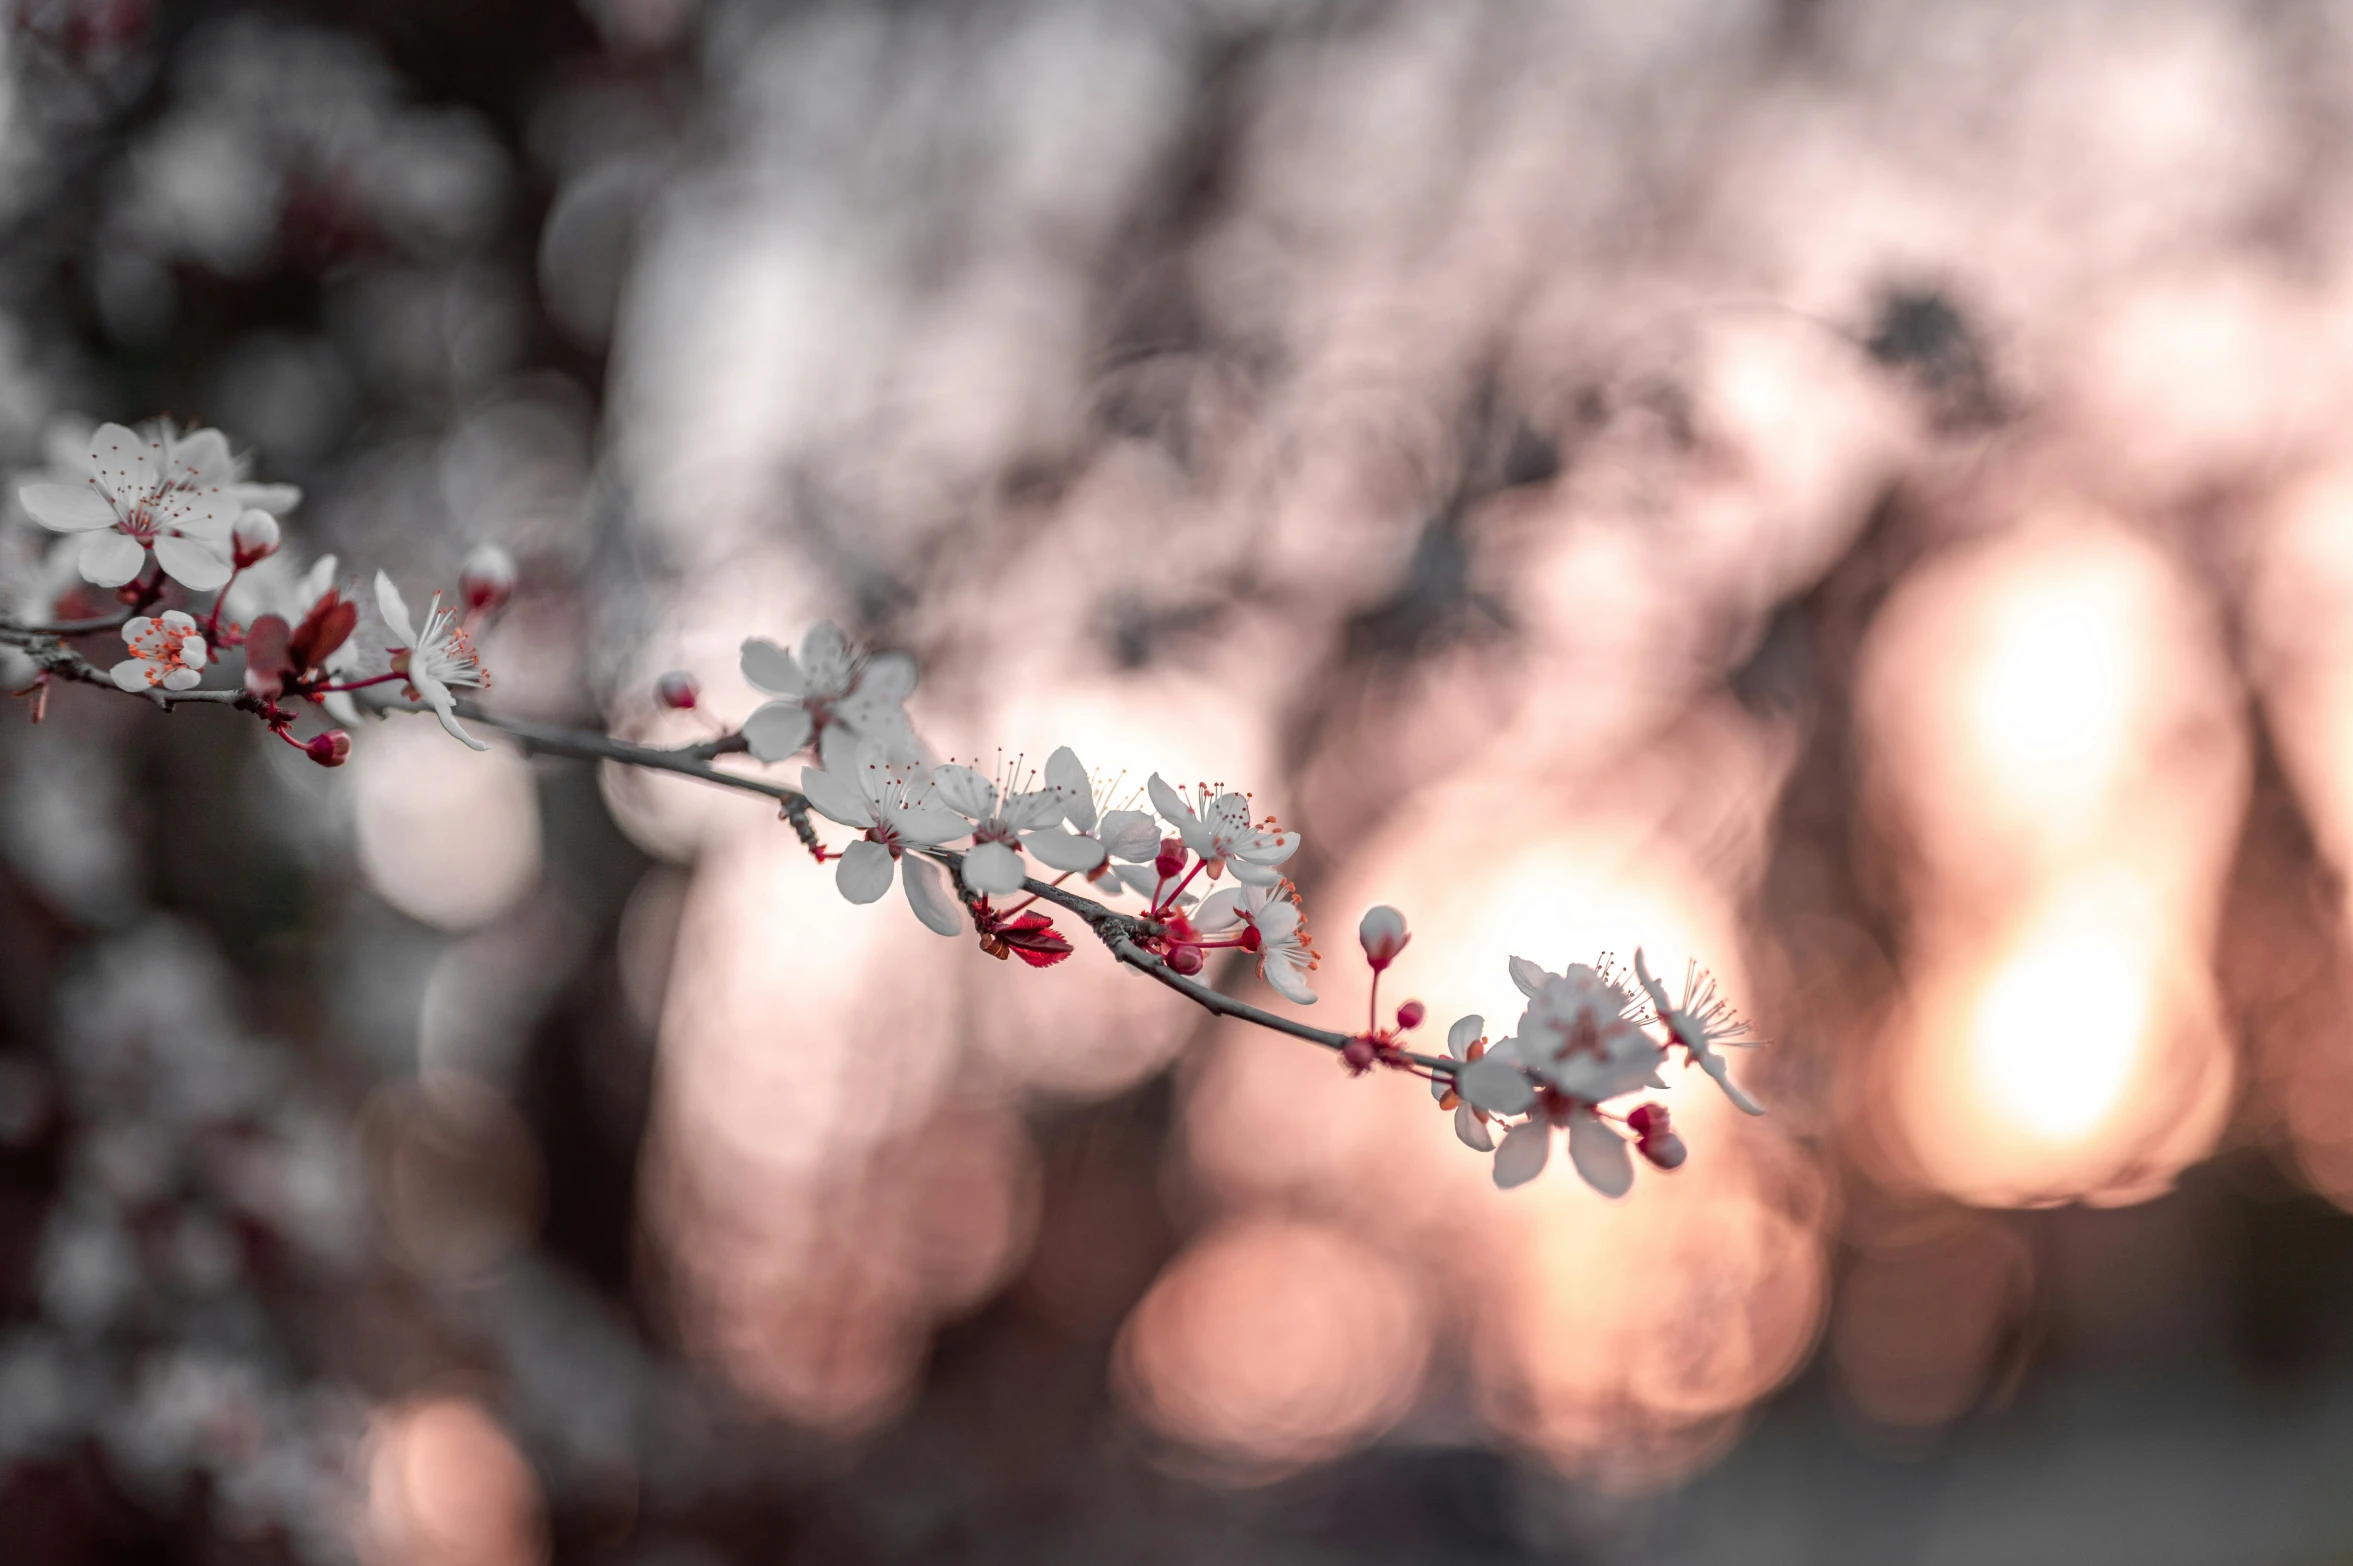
[7,0,2353,1561]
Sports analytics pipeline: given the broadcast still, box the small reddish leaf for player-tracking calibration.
[243,614,293,700]
[981,908,1073,968]
[289,592,357,672]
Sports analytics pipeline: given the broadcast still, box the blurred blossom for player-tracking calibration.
[1116,1216,1431,1479]
[362,1396,550,1566]
[1858,518,2245,1204]
[354,720,543,930]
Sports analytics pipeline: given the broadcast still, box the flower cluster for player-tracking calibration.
[1429,944,1765,1195]
[3,412,1769,1202]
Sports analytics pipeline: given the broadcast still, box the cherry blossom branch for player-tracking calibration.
[399,699,1458,1074]
[0,622,257,711]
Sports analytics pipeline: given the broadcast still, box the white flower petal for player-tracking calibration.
[79,530,146,587]
[1492,1121,1550,1188]
[87,423,153,503]
[1700,1049,1766,1115]
[236,482,302,515]
[889,806,969,846]
[835,838,895,904]
[1507,956,1551,998]
[374,572,418,644]
[1099,810,1161,861]
[1567,1112,1635,1198]
[929,764,999,821]
[960,839,1027,895]
[741,701,814,762]
[1146,773,1195,829]
[1227,860,1281,886]
[1262,955,1317,1005]
[1193,887,1245,933]
[108,658,152,692]
[740,637,805,697]
[1446,1015,1483,1060]
[797,764,874,827]
[797,622,854,693]
[900,853,963,936]
[152,534,231,591]
[1024,827,1108,873]
[1044,746,1093,831]
[18,483,118,532]
[1000,788,1069,831]
[1456,1054,1538,1116]
[1454,1104,1495,1153]
[160,666,202,692]
[859,648,917,701]
[168,427,234,483]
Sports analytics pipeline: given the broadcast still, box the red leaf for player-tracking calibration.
[983,909,1073,968]
[243,614,293,700]
[289,592,357,672]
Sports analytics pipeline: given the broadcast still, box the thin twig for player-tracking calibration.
[0,628,1457,1077]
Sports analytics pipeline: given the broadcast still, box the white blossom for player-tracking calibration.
[929,759,1068,895]
[1145,774,1300,885]
[109,611,209,692]
[1433,1013,1498,1151]
[1194,882,1318,1004]
[1634,948,1766,1115]
[798,743,967,935]
[1022,746,1161,876]
[19,423,240,590]
[1508,959,1666,1103]
[739,622,916,766]
[374,572,487,751]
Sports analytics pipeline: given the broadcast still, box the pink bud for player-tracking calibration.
[1154,837,1187,880]
[1357,904,1410,970]
[655,670,700,710]
[1636,1130,1687,1170]
[231,510,280,568]
[1166,944,1204,976]
[1341,1036,1378,1073]
[1395,999,1426,1030]
[305,730,351,768]
[459,544,516,613]
[1625,1103,1669,1138]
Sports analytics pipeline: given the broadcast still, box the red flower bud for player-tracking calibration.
[459,544,516,614]
[1155,837,1188,880]
[655,670,700,710]
[231,510,280,569]
[1626,1103,1668,1137]
[305,730,352,767]
[1395,999,1426,1030]
[1166,944,1204,975]
[1636,1130,1688,1170]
